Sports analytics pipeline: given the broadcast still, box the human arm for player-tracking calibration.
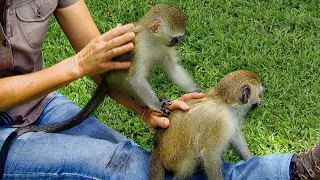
[0,1,134,111]
[54,0,133,82]
[54,0,147,115]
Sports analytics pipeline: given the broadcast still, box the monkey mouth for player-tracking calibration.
[167,37,179,47]
[249,103,259,111]
[167,42,176,47]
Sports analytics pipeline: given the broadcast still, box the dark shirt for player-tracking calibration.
[0,0,78,126]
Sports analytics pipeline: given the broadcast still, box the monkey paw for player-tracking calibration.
[159,99,172,117]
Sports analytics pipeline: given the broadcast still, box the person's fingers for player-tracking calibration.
[166,93,204,111]
[148,116,170,129]
[167,99,190,111]
[103,31,135,52]
[178,92,205,101]
[101,61,132,71]
[99,23,134,42]
[102,42,134,59]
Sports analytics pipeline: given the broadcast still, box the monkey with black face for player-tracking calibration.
[150,70,265,180]
[106,4,199,115]
[0,4,199,175]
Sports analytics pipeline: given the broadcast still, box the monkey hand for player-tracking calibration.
[72,24,135,78]
[159,98,172,117]
[142,92,205,128]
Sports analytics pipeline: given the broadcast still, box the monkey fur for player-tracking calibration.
[0,4,198,178]
[104,4,199,114]
[150,70,265,180]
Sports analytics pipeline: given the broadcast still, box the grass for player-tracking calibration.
[43,0,320,162]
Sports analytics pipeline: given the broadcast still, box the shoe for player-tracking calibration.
[290,142,320,180]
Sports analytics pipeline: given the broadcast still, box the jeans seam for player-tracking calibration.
[4,172,102,180]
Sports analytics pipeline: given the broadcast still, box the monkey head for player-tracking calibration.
[144,4,186,47]
[208,70,265,113]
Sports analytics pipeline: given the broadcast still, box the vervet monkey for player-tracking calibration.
[150,70,265,180]
[106,4,199,114]
[0,4,198,177]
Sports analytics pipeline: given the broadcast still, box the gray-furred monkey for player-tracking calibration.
[150,70,265,180]
[0,4,199,174]
[105,4,199,115]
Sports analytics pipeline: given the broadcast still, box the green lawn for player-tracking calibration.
[43,0,320,162]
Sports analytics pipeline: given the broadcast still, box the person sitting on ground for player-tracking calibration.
[0,0,319,179]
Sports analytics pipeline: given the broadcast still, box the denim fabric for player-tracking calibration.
[0,92,293,179]
[34,92,129,143]
[222,153,293,180]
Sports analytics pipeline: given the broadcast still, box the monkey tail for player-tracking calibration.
[150,149,166,180]
[27,79,109,133]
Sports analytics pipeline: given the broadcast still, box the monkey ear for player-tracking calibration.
[148,21,161,33]
[241,85,251,104]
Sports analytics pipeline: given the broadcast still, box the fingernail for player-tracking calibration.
[124,23,134,29]
[127,31,135,37]
[182,104,190,110]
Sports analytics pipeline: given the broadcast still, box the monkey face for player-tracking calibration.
[246,85,265,111]
[249,103,258,111]
[150,21,185,47]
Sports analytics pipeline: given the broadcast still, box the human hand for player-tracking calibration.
[73,24,135,77]
[142,92,205,128]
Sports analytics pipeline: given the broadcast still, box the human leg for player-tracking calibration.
[4,92,320,179]
[1,91,150,179]
[221,153,294,180]
[1,129,150,180]
[0,127,297,180]
[15,90,297,180]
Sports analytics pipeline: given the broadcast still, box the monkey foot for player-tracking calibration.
[159,99,172,117]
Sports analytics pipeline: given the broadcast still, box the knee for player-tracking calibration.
[105,141,151,179]
[55,140,150,179]
[71,140,151,179]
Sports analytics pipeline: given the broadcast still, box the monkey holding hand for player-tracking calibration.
[150,70,265,180]
[105,4,199,116]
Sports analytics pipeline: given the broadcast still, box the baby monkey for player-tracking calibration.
[106,4,199,115]
[150,70,265,180]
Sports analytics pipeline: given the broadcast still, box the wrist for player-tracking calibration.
[141,108,149,120]
[68,54,84,79]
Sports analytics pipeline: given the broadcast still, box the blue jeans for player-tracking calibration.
[0,92,294,179]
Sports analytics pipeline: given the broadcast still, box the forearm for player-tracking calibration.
[107,90,145,116]
[0,57,80,111]
[54,0,109,85]
[54,0,137,113]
